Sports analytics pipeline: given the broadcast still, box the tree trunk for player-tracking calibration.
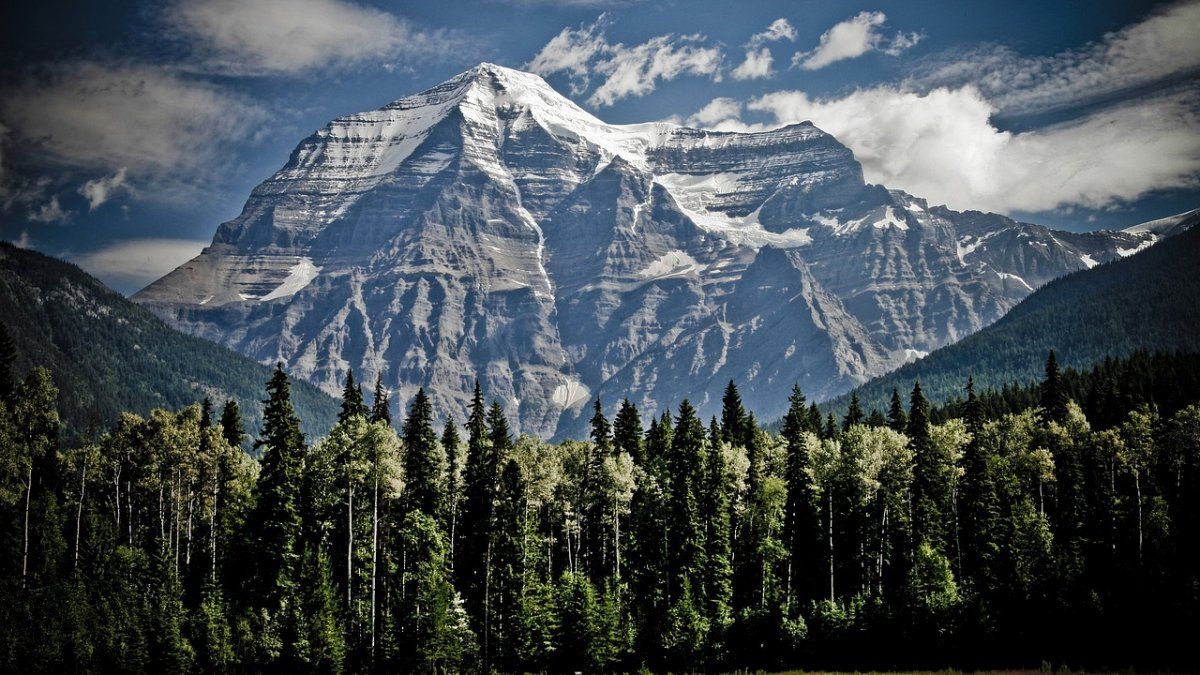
[21,463,32,588]
[75,452,88,570]
[370,471,379,657]
[347,482,354,609]
[828,491,835,603]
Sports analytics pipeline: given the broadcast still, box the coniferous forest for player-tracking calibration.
[2,329,1199,672]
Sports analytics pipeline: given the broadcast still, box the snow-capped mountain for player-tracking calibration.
[134,63,1169,437]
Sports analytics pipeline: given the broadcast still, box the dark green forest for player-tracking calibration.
[0,243,339,443]
[832,214,1200,416]
[2,319,1199,673]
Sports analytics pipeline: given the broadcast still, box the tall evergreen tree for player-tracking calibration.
[888,387,908,433]
[843,392,864,431]
[247,363,307,609]
[782,384,819,609]
[339,371,368,424]
[369,375,390,426]
[720,381,747,447]
[908,381,949,550]
[613,399,644,465]
[402,388,443,517]
[1040,350,1069,424]
[702,417,733,635]
[220,399,245,450]
[667,400,708,603]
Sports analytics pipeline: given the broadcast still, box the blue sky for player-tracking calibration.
[1,0,1197,293]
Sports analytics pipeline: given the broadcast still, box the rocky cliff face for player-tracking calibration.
[134,63,1162,437]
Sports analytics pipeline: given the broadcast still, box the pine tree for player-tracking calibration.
[613,398,644,465]
[667,400,708,603]
[843,392,864,431]
[807,403,824,436]
[888,387,908,433]
[369,374,390,426]
[402,388,443,517]
[1040,350,1069,424]
[247,363,307,609]
[702,417,733,635]
[219,399,245,450]
[908,380,949,550]
[866,408,887,427]
[338,370,367,424]
[489,459,527,671]
[823,413,837,440]
[782,384,819,609]
[721,381,747,447]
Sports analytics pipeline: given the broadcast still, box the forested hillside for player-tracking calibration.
[1,346,1196,672]
[830,214,1200,415]
[0,243,338,441]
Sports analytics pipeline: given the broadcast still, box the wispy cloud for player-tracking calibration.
[28,196,71,224]
[793,11,921,71]
[72,238,209,294]
[908,0,1200,114]
[0,61,269,189]
[165,0,462,76]
[79,168,131,211]
[526,14,723,106]
[731,18,796,80]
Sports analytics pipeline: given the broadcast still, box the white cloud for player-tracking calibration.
[166,0,457,75]
[28,196,71,224]
[686,97,744,128]
[525,14,612,94]
[731,18,797,81]
[793,11,921,71]
[0,61,268,183]
[73,238,209,294]
[78,168,131,211]
[527,15,723,106]
[749,18,798,47]
[731,85,1200,213]
[908,0,1200,114]
[732,48,775,80]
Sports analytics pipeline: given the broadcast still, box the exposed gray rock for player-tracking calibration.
[134,63,1165,438]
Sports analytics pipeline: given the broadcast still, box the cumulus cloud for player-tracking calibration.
[691,85,1200,213]
[78,168,131,211]
[28,196,71,224]
[793,11,921,71]
[527,15,723,106]
[909,0,1200,114]
[166,0,459,75]
[0,61,268,184]
[73,238,209,294]
[732,18,796,80]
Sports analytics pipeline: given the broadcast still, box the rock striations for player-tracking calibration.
[135,63,1166,437]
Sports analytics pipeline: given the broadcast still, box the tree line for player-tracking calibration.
[1,332,1198,672]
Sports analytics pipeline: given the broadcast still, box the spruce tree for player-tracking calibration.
[489,459,527,671]
[1040,350,1069,424]
[667,400,708,603]
[782,384,819,608]
[247,363,307,609]
[843,392,864,431]
[908,380,949,550]
[721,381,747,446]
[369,374,391,426]
[888,387,908,433]
[807,403,824,436]
[402,388,443,517]
[702,417,733,633]
[338,370,368,424]
[220,399,245,450]
[613,399,644,465]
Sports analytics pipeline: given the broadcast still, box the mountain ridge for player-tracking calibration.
[134,62,1168,438]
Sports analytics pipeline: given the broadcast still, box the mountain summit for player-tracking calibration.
[135,64,1164,437]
